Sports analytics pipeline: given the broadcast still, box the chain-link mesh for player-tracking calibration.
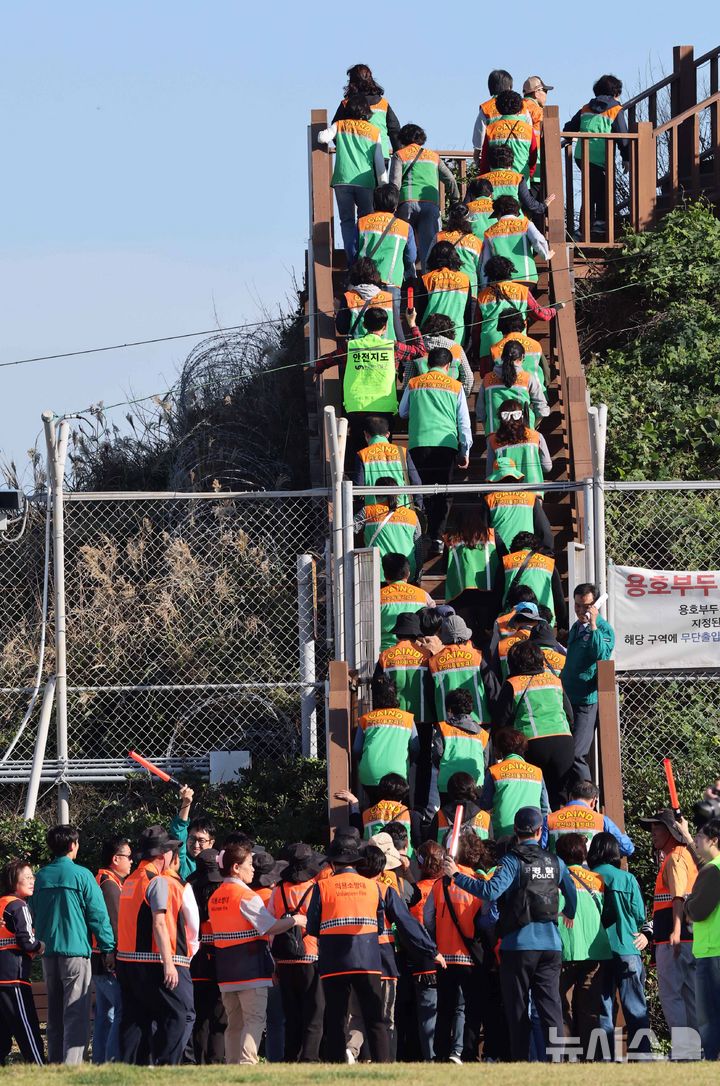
[0,492,330,776]
[605,486,720,569]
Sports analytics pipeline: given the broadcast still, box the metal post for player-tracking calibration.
[342,481,355,669]
[296,555,318,758]
[43,411,70,823]
[324,407,344,660]
[23,678,56,820]
[583,477,596,586]
[595,404,608,615]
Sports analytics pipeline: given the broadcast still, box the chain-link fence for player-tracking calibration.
[604,483,720,789]
[0,490,330,781]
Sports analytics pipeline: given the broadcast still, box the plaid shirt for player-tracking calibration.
[315,325,426,374]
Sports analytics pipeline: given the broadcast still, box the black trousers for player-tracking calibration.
[321,972,389,1063]
[0,984,44,1065]
[118,961,195,1065]
[525,734,575,810]
[277,963,325,1062]
[434,964,484,1061]
[191,980,226,1064]
[410,446,457,540]
[499,949,563,1061]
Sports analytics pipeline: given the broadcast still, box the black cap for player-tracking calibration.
[252,850,288,887]
[193,848,222,883]
[280,842,323,882]
[514,806,544,834]
[325,837,362,866]
[394,611,422,638]
[137,824,181,859]
[638,809,686,844]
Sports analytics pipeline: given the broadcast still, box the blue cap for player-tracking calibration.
[514,806,544,834]
[513,602,540,620]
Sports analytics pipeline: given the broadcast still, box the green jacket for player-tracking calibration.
[592,862,646,956]
[31,856,114,956]
[170,814,196,880]
[562,616,615,706]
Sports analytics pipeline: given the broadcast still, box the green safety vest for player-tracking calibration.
[502,549,556,623]
[559,868,612,962]
[421,268,470,345]
[477,282,529,358]
[406,370,462,451]
[479,169,523,200]
[415,353,460,381]
[692,854,720,958]
[574,103,622,169]
[395,145,441,204]
[483,371,534,433]
[357,212,409,290]
[331,118,381,188]
[437,720,488,791]
[508,672,570,740]
[466,197,497,239]
[363,503,418,578]
[357,438,410,506]
[436,231,483,294]
[429,644,490,723]
[486,491,536,550]
[491,333,546,391]
[344,334,397,414]
[489,754,544,839]
[436,805,490,843]
[379,582,429,651]
[488,431,544,486]
[485,113,534,180]
[344,289,396,341]
[445,538,499,600]
[357,707,414,787]
[483,216,538,284]
[369,99,392,158]
[377,641,431,721]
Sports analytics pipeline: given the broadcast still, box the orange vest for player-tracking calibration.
[268,879,319,963]
[547,802,604,849]
[410,877,437,924]
[317,872,380,938]
[117,861,190,967]
[0,895,21,954]
[208,880,274,987]
[362,799,411,839]
[653,847,697,944]
[432,866,483,965]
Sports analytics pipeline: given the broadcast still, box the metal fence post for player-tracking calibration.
[42,412,70,823]
[324,407,345,660]
[342,481,355,669]
[583,476,596,587]
[296,555,317,758]
[23,678,56,820]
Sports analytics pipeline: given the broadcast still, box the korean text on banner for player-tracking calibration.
[609,563,720,670]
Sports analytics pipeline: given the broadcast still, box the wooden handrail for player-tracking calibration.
[654,90,720,133]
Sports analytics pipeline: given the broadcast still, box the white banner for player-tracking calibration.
[609,564,720,670]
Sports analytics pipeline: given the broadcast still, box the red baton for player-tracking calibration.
[447,804,464,858]
[663,757,681,816]
[128,750,180,787]
[407,286,414,310]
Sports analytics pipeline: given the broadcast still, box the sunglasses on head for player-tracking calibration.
[500,410,523,421]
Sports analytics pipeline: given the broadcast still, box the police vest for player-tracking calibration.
[486,490,536,551]
[331,118,381,188]
[491,331,546,390]
[477,281,530,358]
[358,440,410,507]
[344,334,397,415]
[497,843,560,937]
[207,880,274,988]
[378,639,432,720]
[503,549,556,621]
[316,870,382,977]
[489,754,544,839]
[357,212,410,289]
[485,114,534,180]
[436,804,490,844]
[395,145,441,204]
[406,370,463,452]
[343,288,396,341]
[429,642,489,723]
[433,865,483,964]
[436,721,490,792]
[379,581,429,651]
[0,895,21,954]
[358,707,414,788]
[547,802,604,850]
[421,268,470,344]
[445,535,499,601]
[436,230,484,292]
[267,879,318,964]
[363,503,419,578]
[489,429,544,487]
[117,861,190,967]
[574,103,622,168]
[466,197,496,239]
[507,671,570,741]
[483,216,539,284]
[362,799,411,840]
[483,368,533,432]
[692,854,720,958]
[653,847,697,944]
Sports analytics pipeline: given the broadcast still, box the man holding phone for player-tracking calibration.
[562,583,615,786]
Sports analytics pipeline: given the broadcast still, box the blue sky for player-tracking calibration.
[0,2,713,475]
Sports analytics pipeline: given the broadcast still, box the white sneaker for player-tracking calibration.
[449,1054,462,1064]
[346,1049,356,1064]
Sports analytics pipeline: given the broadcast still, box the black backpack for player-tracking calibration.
[271,884,313,961]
